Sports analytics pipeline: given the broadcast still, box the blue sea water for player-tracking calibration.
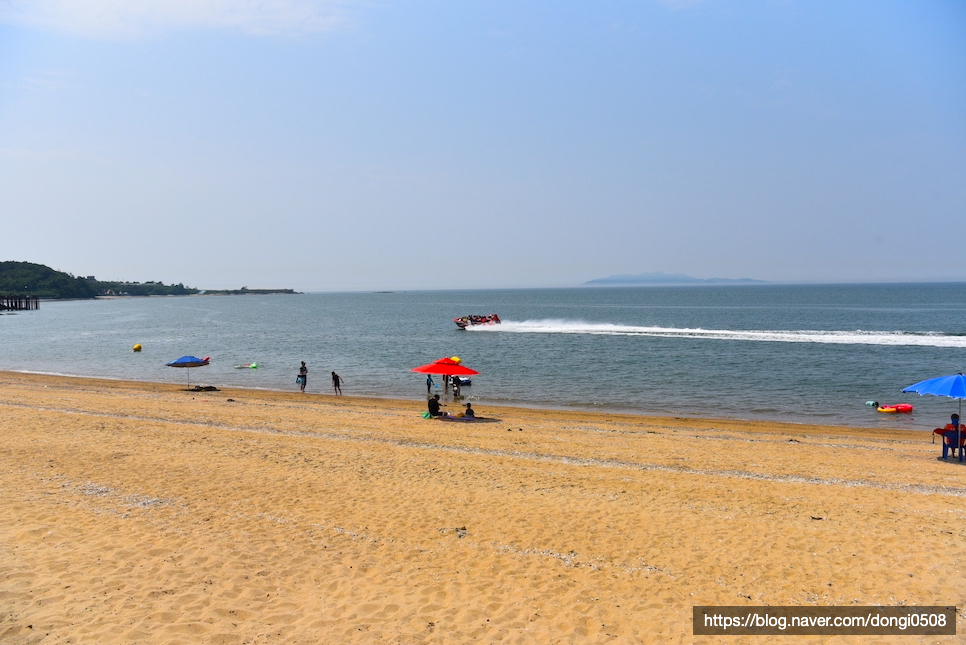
[2,283,966,430]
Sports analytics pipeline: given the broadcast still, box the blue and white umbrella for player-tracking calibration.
[165,355,210,388]
[903,373,966,451]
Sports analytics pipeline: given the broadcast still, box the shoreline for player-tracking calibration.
[2,370,964,642]
[0,369,939,454]
[0,368,930,434]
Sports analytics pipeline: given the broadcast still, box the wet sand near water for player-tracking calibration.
[1,371,964,644]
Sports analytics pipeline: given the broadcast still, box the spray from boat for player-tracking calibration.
[464,319,966,348]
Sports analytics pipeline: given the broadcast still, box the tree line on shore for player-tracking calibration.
[0,261,199,299]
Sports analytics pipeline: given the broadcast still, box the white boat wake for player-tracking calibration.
[465,319,966,348]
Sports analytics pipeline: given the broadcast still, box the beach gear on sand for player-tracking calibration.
[903,373,966,460]
[165,355,210,389]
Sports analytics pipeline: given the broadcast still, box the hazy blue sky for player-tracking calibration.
[1,0,963,291]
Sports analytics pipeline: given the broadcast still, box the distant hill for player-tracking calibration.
[583,272,766,286]
[0,261,99,299]
[0,261,198,298]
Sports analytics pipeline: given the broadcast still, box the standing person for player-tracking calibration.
[453,376,462,398]
[298,361,307,393]
[331,371,344,395]
[426,374,435,394]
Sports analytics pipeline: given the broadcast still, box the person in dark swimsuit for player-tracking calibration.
[427,394,444,417]
[298,361,307,393]
[331,371,343,395]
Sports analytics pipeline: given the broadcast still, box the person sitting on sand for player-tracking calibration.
[463,402,475,418]
[934,413,965,461]
[427,394,445,417]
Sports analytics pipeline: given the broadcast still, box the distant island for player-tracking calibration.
[0,262,297,299]
[200,287,299,296]
[583,271,766,286]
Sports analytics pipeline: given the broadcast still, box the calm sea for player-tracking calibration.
[3,284,966,429]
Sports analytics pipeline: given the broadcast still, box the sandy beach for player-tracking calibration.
[1,371,964,644]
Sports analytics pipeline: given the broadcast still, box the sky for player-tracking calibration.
[0,0,964,291]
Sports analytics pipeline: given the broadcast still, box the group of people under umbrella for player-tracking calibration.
[411,356,479,419]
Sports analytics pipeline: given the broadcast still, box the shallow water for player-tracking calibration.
[3,283,965,429]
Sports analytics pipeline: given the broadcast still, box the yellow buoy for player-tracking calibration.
[133,344,142,352]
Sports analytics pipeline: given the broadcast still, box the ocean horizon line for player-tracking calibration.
[297,279,966,295]
[16,279,966,299]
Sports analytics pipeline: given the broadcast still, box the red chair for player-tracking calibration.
[935,427,966,461]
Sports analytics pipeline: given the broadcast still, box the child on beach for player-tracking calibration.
[934,413,965,461]
[331,372,344,395]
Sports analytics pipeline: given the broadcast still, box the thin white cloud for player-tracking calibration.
[0,0,349,38]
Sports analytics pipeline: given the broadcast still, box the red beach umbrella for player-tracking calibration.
[411,358,480,376]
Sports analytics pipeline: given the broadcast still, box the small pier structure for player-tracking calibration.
[0,295,40,311]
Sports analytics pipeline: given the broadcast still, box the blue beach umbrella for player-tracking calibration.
[165,355,210,388]
[902,373,966,453]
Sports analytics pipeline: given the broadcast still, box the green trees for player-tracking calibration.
[0,262,199,298]
[0,262,98,299]
[94,280,198,296]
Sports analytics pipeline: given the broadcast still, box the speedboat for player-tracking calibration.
[454,314,501,329]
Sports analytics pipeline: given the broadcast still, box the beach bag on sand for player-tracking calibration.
[421,411,433,419]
